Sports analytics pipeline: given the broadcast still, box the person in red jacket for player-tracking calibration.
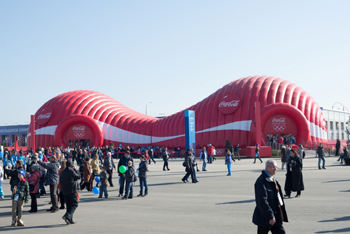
[207,144,214,164]
[279,136,284,147]
[26,165,41,213]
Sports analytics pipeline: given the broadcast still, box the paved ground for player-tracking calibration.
[0,152,349,233]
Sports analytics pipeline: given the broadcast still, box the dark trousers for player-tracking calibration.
[182,169,194,182]
[80,182,91,191]
[107,170,114,186]
[63,192,78,223]
[3,166,8,179]
[119,175,125,195]
[163,161,169,170]
[59,191,65,208]
[335,148,340,156]
[149,156,156,164]
[124,181,133,198]
[29,193,37,211]
[258,225,285,234]
[39,177,46,195]
[49,185,58,211]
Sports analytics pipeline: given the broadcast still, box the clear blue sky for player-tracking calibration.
[1,0,349,125]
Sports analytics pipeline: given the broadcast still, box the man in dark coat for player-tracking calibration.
[162,147,170,171]
[317,143,326,169]
[284,149,304,198]
[181,149,195,183]
[116,151,132,196]
[60,161,80,225]
[103,152,116,187]
[335,139,341,156]
[37,155,60,212]
[253,160,288,234]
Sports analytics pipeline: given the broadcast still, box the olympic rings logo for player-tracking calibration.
[216,149,224,155]
[73,131,85,138]
[273,125,286,132]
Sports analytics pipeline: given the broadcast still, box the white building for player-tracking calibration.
[321,108,350,140]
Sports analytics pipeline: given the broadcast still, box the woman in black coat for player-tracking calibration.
[284,149,304,198]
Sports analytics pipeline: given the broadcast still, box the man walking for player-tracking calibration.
[60,161,80,225]
[116,151,133,197]
[317,143,326,169]
[162,147,170,171]
[253,160,288,234]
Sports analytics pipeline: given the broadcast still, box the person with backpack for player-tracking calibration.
[225,149,233,176]
[26,165,41,212]
[199,147,207,171]
[137,155,148,197]
[122,160,135,200]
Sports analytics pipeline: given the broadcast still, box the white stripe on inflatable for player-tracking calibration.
[28,125,57,137]
[196,120,252,134]
[308,121,327,140]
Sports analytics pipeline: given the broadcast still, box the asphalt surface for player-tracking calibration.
[0,152,349,233]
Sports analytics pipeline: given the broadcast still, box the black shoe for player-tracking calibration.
[110,185,114,187]
[202,169,207,171]
[59,206,65,210]
[197,169,200,172]
[295,195,300,198]
[51,209,58,213]
[70,221,76,224]
[137,194,143,197]
[227,174,231,176]
[167,169,170,171]
[143,193,148,197]
[181,179,186,183]
[319,168,321,170]
[62,216,70,225]
[117,194,122,197]
[192,181,197,183]
[322,168,326,169]
[284,194,290,198]
[195,180,199,182]
[128,196,133,199]
[163,169,166,171]
[28,210,37,213]
[186,180,189,182]
[46,208,53,212]
[122,197,127,200]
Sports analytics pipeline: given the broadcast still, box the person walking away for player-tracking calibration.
[281,146,287,170]
[207,144,214,163]
[335,139,341,156]
[182,149,195,183]
[81,157,92,191]
[116,151,132,196]
[122,160,135,200]
[37,155,60,213]
[57,160,67,209]
[199,147,207,171]
[11,169,29,226]
[26,165,41,212]
[0,166,4,199]
[253,160,288,234]
[162,147,170,171]
[317,143,326,169]
[98,166,109,198]
[234,144,241,161]
[284,149,304,198]
[254,145,263,164]
[60,161,80,225]
[137,155,148,197]
[225,149,233,176]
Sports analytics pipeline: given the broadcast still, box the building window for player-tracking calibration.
[336,122,339,130]
[342,133,344,140]
[330,121,334,130]
[341,122,344,130]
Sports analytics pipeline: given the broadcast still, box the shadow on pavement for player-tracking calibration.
[315,227,350,233]
[319,216,350,223]
[322,179,350,183]
[148,182,183,187]
[0,224,66,231]
[216,199,255,205]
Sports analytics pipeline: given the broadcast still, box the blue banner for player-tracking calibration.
[0,124,29,136]
[184,110,196,151]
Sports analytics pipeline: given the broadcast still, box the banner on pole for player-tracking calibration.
[184,110,196,151]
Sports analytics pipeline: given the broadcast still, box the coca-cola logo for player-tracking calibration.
[219,100,240,107]
[36,107,53,125]
[272,118,286,123]
[37,113,51,120]
[218,93,241,115]
[72,125,85,138]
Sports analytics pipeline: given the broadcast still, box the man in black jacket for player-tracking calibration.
[60,161,80,225]
[5,160,23,187]
[117,151,133,197]
[253,160,288,234]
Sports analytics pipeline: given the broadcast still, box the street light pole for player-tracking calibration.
[145,102,152,115]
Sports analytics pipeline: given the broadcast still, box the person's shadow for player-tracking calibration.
[0,224,66,232]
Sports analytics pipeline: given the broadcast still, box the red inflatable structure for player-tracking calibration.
[27,76,327,155]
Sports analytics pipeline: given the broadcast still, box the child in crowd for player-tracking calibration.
[137,156,148,197]
[11,169,29,226]
[98,166,108,198]
[122,160,135,200]
[225,149,232,176]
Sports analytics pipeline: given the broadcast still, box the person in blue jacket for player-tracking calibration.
[10,151,17,168]
[16,151,26,170]
[225,149,233,176]
[0,148,3,161]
